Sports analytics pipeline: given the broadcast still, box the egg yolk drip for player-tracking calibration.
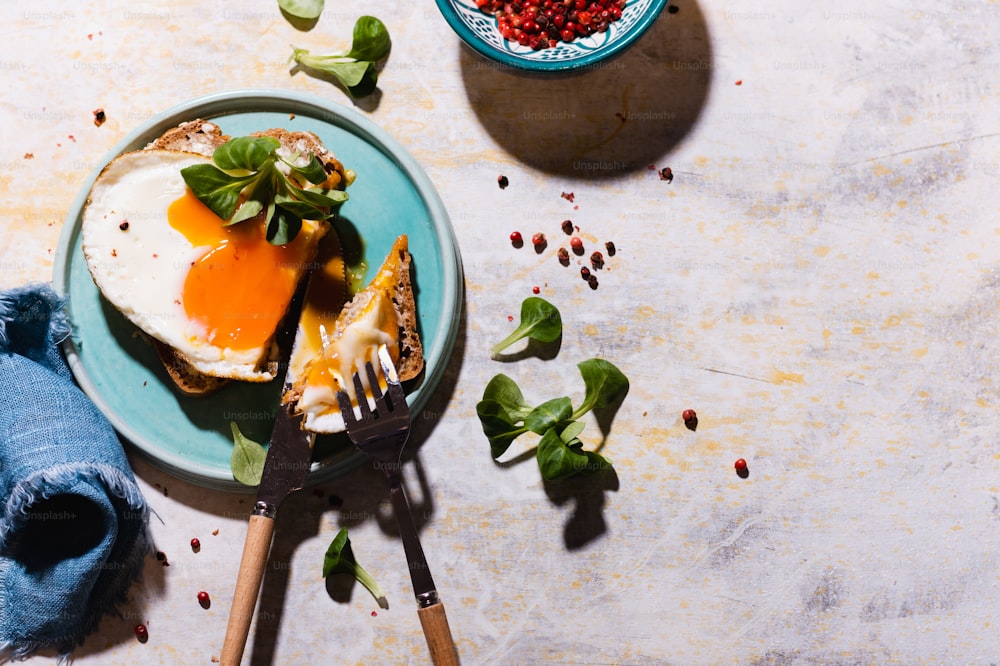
[296,239,349,365]
[304,289,399,405]
[167,190,317,351]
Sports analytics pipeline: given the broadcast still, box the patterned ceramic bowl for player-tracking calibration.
[436,0,669,72]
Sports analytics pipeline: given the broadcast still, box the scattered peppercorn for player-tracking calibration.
[561,191,575,203]
[532,286,540,294]
[557,247,570,265]
[498,174,509,189]
[532,232,547,252]
[561,219,574,234]
[197,591,211,608]
[659,167,673,182]
[211,528,220,536]
[119,220,129,231]
[682,409,698,431]
[371,611,378,617]
[590,251,604,270]
[735,79,743,86]
[509,231,523,248]
[587,275,599,290]
[570,236,584,255]
[605,241,616,256]
[93,108,106,126]
[580,266,591,280]
[734,458,749,478]
[190,538,201,552]
[135,624,148,643]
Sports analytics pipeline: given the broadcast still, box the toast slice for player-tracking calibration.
[284,234,424,434]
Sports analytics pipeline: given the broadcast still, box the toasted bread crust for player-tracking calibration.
[250,128,349,191]
[145,119,229,156]
[151,339,230,397]
[387,236,423,381]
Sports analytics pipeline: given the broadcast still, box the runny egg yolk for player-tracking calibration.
[167,190,316,351]
[304,288,399,403]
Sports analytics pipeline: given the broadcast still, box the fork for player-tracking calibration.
[337,345,459,666]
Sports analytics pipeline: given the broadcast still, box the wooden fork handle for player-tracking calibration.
[220,514,275,666]
[418,601,460,665]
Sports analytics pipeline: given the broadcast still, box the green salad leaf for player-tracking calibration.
[537,428,589,481]
[477,359,628,481]
[491,297,562,358]
[290,16,391,98]
[278,0,324,20]
[323,528,389,609]
[573,358,631,416]
[345,16,392,61]
[229,422,267,486]
[525,397,573,435]
[180,136,348,244]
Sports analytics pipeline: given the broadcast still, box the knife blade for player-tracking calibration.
[253,397,314,518]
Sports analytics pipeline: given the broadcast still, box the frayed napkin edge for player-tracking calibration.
[0,464,153,664]
[0,283,71,352]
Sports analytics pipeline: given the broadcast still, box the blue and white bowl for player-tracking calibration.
[436,0,669,72]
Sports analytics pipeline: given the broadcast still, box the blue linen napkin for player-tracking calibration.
[0,284,151,661]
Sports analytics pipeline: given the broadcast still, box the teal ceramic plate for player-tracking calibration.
[436,0,668,72]
[53,90,463,493]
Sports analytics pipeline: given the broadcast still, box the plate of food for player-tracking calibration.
[53,89,463,492]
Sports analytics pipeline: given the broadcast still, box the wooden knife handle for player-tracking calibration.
[220,514,276,666]
[417,601,459,666]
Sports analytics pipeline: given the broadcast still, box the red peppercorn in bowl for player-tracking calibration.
[435,0,669,72]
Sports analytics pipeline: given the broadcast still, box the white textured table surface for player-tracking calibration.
[3,1,1000,664]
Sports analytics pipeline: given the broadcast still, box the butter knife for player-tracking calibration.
[220,394,315,666]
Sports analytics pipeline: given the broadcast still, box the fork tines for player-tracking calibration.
[336,345,408,424]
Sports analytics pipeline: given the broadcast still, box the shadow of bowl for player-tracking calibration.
[460,1,714,178]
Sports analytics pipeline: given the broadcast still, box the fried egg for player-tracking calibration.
[82,149,328,381]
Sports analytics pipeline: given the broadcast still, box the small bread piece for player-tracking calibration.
[250,128,350,191]
[330,235,423,382]
[145,119,230,156]
[286,235,424,434]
